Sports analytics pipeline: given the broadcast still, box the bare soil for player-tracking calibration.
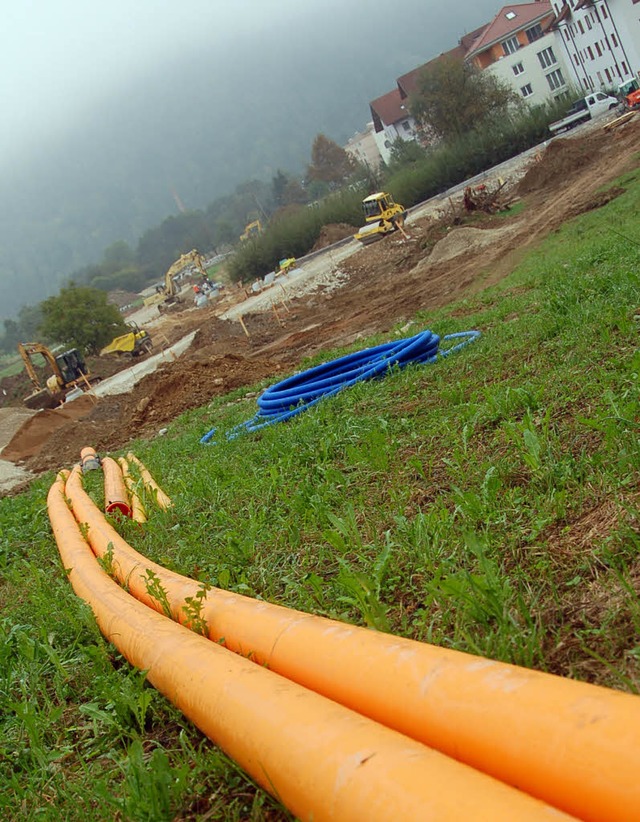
[2,118,639,488]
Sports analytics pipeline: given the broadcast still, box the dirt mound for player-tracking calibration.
[6,354,282,473]
[517,130,609,195]
[312,223,357,251]
[2,395,99,462]
[427,225,516,265]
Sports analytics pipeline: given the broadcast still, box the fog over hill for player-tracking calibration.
[0,0,501,320]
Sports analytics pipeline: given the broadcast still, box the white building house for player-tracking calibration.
[344,122,383,171]
[369,88,418,164]
[466,2,573,105]
[549,0,639,91]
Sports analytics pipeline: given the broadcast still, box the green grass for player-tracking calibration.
[0,354,23,380]
[1,170,639,818]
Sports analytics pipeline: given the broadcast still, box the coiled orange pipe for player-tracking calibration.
[63,464,640,822]
[48,472,572,822]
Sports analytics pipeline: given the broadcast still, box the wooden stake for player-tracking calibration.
[238,316,250,337]
[272,304,285,327]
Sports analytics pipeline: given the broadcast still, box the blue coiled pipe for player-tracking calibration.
[200,329,480,444]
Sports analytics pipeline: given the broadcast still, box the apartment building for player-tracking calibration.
[466,3,572,105]
[549,0,639,91]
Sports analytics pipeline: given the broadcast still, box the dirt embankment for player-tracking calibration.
[2,117,639,489]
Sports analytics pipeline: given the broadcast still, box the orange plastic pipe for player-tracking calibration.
[125,452,172,510]
[80,446,101,472]
[64,465,640,822]
[117,456,147,523]
[48,473,572,822]
[102,456,131,517]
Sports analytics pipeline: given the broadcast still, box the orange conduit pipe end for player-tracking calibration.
[80,446,101,473]
[47,472,576,822]
[63,464,640,822]
[126,452,172,510]
[117,456,147,524]
[102,456,132,518]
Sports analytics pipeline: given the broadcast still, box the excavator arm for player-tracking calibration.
[18,343,63,390]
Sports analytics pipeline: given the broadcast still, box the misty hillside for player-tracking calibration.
[0,1,496,320]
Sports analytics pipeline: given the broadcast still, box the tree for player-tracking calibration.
[40,285,127,354]
[409,56,520,143]
[387,137,426,170]
[306,134,356,189]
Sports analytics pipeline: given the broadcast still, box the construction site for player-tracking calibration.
[2,114,640,821]
[1,117,636,492]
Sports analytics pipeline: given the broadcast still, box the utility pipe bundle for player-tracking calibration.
[48,462,640,822]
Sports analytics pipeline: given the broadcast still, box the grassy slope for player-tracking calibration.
[1,168,639,819]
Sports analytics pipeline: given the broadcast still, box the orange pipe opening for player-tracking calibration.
[102,456,132,517]
[63,463,640,822]
[48,472,572,822]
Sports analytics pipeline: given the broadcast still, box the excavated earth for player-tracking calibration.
[2,118,639,491]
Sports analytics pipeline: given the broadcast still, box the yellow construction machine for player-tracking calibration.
[240,220,263,242]
[100,322,153,358]
[18,342,98,409]
[354,192,408,245]
[143,249,208,313]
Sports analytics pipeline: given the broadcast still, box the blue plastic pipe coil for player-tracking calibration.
[200,329,480,444]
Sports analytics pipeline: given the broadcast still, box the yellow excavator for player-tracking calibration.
[354,192,408,245]
[143,249,208,312]
[240,220,263,242]
[18,342,98,409]
[99,322,153,358]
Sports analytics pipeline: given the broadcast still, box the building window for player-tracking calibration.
[605,67,612,82]
[578,20,584,34]
[573,53,579,66]
[595,42,602,57]
[547,69,566,90]
[597,71,603,85]
[525,23,544,43]
[611,33,618,47]
[512,61,525,76]
[601,4,608,17]
[564,29,570,41]
[537,47,557,69]
[587,46,594,60]
[502,35,520,55]
[521,83,534,98]
[622,61,629,75]
[586,16,592,29]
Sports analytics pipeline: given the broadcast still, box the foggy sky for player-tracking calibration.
[0,0,507,320]
[2,0,503,173]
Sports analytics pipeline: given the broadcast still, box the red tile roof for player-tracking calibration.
[466,2,553,56]
[396,23,488,99]
[369,88,409,132]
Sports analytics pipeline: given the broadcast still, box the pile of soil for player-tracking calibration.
[2,116,639,487]
[311,223,357,251]
[517,128,609,195]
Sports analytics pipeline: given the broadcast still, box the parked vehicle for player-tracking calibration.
[618,78,640,110]
[99,322,152,358]
[549,93,619,135]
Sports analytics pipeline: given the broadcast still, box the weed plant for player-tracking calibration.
[1,169,639,818]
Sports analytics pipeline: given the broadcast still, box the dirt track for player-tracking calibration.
[2,116,639,492]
